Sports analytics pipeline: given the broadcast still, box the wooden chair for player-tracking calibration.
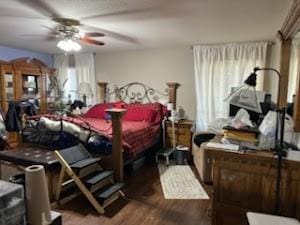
[54,144,124,214]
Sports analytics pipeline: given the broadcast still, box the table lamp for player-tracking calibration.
[224,69,262,113]
[77,82,93,106]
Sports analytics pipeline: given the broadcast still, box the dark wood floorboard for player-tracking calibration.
[57,163,212,225]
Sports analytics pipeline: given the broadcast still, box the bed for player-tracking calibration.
[23,82,179,181]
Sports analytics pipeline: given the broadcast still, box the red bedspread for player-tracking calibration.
[82,118,160,159]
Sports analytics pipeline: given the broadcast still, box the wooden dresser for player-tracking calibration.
[165,119,193,150]
[204,144,300,225]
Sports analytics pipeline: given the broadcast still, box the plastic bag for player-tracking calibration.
[258,111,295,149]
[284,114,295,143]
[208,118,231,134]
[230,109,254,129]
[259,111,276,138]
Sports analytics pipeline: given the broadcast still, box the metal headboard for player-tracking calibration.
[106,82,168,104]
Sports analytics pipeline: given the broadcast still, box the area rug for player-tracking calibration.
[158,163,209,199]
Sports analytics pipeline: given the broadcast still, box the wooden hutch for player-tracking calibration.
[0,57,54,147]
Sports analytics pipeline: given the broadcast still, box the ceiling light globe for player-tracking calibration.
[57,38,82,52]
[73,42,82,51]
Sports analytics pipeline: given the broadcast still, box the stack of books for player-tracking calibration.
[222,126,260,149]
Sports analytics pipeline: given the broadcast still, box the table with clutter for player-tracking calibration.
[0,145,60,201]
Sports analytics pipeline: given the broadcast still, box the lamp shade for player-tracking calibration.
[225,69,262,114]
[225,84,262,113]
[77,82,93,97]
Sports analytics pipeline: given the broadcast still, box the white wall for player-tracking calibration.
[95,47,196,119]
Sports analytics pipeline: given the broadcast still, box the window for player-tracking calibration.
[64,68,77,103]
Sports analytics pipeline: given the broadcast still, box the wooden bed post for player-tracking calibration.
[106,109,126,182]
[166,82,179,109]
[98,82,108,103]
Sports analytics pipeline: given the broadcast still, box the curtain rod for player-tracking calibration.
[190,41,275,49]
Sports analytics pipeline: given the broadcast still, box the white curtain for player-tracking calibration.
[75,53,97,105]
[194,41,269,131]
[288,38,300,102]
[53,54,69,85]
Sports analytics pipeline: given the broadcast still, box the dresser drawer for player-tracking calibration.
[166,127,188,136]
[164,120,193,149]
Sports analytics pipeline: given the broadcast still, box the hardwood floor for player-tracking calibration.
[57,163,212,225]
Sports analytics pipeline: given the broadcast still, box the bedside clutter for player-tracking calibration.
[164,120,193,149]
[164,119,193,162]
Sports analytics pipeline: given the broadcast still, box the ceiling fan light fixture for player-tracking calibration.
[57,38,81,52]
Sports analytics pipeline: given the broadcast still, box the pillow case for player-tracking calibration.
[123,108,157,122]
[83,103,108,118]
[123,102,164,124]
[84,101,125,119]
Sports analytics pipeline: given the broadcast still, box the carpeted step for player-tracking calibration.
[95,183,124,205]
[84,170,114,189]
[70,158,101,171]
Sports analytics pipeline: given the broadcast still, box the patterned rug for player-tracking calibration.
[158,163,209,199]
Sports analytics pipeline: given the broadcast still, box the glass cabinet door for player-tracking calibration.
[22,74,38,99]
[4,72,15,109]
[46,73,56,112]
[21,74,42,113]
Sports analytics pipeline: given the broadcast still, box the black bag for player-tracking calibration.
[22,122,80,149]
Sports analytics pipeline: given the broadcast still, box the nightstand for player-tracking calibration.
[164,119,193,150]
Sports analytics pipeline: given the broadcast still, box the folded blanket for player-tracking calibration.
[40,117,91,142]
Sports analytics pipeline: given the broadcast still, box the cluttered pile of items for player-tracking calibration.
[219,108,272,151]
[208,103,296,153]
[210,108,296,152]
[222,125,259,149]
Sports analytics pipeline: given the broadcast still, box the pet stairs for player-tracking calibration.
[54,144,125,214]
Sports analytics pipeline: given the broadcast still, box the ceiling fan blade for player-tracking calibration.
[45,35,58,41]
[53,18,80,26]
[80,24,137,44]
[20,34,57,41]
[41,25,59,34]
[20,34,46,38]
[80,37,105,46]
[0,7,46,19]
[83,32,105,38]
[81,7,158,21]
[16,0,61,18]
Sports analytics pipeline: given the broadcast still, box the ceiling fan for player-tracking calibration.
[45,17,105,52]
[12,0,139,52]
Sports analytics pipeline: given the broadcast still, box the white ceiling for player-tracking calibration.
[0,0,294,54]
